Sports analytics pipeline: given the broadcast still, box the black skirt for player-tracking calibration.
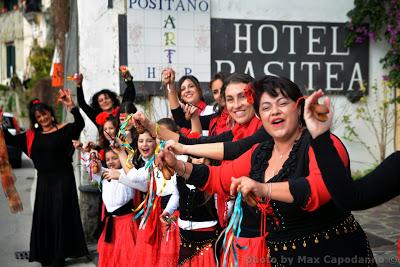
[29,169,88,265]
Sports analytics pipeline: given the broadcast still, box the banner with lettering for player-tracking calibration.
[127,0,211,83]
[211,19,369,94]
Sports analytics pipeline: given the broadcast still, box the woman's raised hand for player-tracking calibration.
[119,65,133,80]
[57,88,74,110]
[162,68,175,87]
[230,176,267,206]
[131,111,152,132]
[304,89,333,139]
[68,73,83,87]
[183,103,198,121]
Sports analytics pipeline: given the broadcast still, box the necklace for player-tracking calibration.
[42,125,57,133]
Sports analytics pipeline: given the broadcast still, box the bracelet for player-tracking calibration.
[177,161,186,177]
[266,182,272,202]
[155,123,160,139]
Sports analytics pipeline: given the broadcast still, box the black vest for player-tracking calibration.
[176,176,218,222]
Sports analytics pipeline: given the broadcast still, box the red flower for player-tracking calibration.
[111,106,120,117]
[243,83,255,105]
[95,112,110,126]
[95,107,120,126]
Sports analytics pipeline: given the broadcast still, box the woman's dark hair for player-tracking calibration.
[177,75,204,103]
[209,71,230,90]
[157,118,179,133]
[253,75,305,125]
[98,115,119,148]
[90,89,120,113]
[209,71,230,114]
[103,146,117,157]
[220,73,255,101]
[119,101,137,114]
[28,99,58,131]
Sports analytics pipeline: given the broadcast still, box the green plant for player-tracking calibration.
[27,43,54,88]
[346,0,400,88]
[351,165,376,180]
[342,80,397,164]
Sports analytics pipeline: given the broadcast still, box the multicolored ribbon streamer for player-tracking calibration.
[133,140,167,229]
[117,113,136,168]
[222,192,247,267]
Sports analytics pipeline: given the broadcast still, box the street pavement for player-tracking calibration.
[0,155,95,267]
[0,155,399,266]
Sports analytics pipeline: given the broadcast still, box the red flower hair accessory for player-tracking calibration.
[32,99,41,105]
[95,112,110,126]
[243,83,255,105]
[95,107,120,126]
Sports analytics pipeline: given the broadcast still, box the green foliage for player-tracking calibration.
[28,43,54,88]
[342,80,395,164]
[351,165,376,180]
[346,0,400,88]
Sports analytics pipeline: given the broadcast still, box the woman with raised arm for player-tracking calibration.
[162,68,215,135]
[157,76,376,266]
[0,91,88,267]
[305,91,400,211]
[74,67,137,127]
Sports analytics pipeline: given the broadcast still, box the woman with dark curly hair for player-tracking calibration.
[73,69,136,127]
[1,91,88,267]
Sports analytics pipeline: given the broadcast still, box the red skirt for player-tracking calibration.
[133,199,163,266]
[158,211,180,266]
[180,242,216,267]
[97,213,138,267]
[222,235,270,267]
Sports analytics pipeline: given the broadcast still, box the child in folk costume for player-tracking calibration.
[79,147,137,267]
[153,118,220,267]
[110,129,179,266]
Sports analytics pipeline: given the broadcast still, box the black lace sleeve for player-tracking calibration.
[311,131,400,211]
[223,127,270,160]
[178,130,233,145]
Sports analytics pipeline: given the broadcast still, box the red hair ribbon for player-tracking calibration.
[32,99,41,105]
[243,83,255,105]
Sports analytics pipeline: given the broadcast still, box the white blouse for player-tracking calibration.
[81,152,134,213]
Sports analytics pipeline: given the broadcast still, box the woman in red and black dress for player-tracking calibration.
[158,76,376,266]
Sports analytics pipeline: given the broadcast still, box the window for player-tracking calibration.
[6,43,15,78]
[25,0,42,12]
[4,0,18,11]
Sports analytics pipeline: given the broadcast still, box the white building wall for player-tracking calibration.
[0,7,52,83]
[77,0,126,141]
[77,0,392,171]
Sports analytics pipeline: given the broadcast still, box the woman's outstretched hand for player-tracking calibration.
[304,89,333,139]
[57,88,74,111]
[164,140,186,155]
